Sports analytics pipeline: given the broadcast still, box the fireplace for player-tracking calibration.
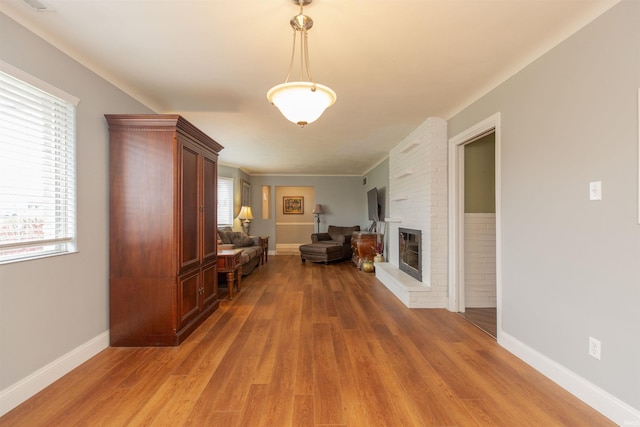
[399,228,422,281]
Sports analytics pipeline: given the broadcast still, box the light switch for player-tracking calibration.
[589,181,602,201]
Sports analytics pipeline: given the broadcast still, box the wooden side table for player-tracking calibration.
[217,248,243,300]
[351,232,378,269]
[259,236,269,264]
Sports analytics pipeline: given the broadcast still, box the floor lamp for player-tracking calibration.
[312,204,324,233]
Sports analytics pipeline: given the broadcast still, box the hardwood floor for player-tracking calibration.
[458,307,497,338]
[1,256,615,426]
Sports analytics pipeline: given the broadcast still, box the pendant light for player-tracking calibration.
[267,0,336,127]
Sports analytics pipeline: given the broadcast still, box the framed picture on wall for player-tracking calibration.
[242,180,250,207]
[283,196,304,214]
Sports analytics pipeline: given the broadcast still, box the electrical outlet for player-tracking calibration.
[589,181,602,200]
[589,337,601,360]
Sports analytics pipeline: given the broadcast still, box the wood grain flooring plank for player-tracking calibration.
[1,347,151,426]
[367,321,448,426]
[342,328,404,426]
[173,316,250,421]
[311,322,344,425]
[311,270,332,323]
[391,333,479,426]
[56,348,159,425]
[235,383,269,427]
[294,286,314,395]
[126,374,191,425]
[186,409,240,427]
[292,394,315,427]
[254,290,304,427]
[327,316,369,426]
[332,290,358,331]
[0,256,617,427]
[208,319,272,412]
[363,325,430,426]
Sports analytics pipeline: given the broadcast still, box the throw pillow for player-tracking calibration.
[218,230,232,244]
[228,232,254,247]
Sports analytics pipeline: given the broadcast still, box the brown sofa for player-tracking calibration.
[217,228,262,276]
[299,225,360,264]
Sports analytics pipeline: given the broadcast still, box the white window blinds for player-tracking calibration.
[217,176,234,227]
[0,62,79,263]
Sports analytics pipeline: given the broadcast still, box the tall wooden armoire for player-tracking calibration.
[105,114,224,346]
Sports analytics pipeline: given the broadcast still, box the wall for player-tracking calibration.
[464,133,495,213]
[248,175,364,253]
[0,13,153,413]
[275,186,315,253]
[448,0,640,417]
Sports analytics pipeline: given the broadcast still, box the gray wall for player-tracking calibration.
[221,160,389,253]
[0,14,153,390]
[248,175,365,251]
[448,0,639,409]
[363,158,390,224]
[464,134,495,213]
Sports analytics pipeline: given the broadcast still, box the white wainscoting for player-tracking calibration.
[464,213,497,308]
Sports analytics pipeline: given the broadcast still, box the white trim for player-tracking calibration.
[0,59,79,105]
[0,331,109,416]
[448,113,502,338]
[275,243,302,255]
[499,332,640,426]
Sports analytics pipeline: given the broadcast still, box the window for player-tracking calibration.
[217,176,234,227]
[0,61,79,264]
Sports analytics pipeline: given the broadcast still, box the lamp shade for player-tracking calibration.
[312,204,324,214]
[267,82,336,126]
[237,206,254,220]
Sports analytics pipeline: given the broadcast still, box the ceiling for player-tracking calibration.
[1,0,619,175]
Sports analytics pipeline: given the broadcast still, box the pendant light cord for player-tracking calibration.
[283,0,314,85]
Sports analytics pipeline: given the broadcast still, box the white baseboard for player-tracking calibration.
[0,330,109,416]
[275,243,302,255]
[499,331,640,426]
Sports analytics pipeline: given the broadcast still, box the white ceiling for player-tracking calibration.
[1,0,619,175]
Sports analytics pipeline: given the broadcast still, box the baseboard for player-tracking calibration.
[499,331,640,425]
[0,330,109,416]
[275,243,301,255]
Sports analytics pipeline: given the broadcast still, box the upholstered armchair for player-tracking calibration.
[300,225,361,263]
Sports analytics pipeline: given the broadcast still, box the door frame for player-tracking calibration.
[448,113,502,338]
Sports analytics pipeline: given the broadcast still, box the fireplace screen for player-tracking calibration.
[399,228,422,281]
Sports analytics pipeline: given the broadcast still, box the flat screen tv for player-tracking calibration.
[367,187,381,221]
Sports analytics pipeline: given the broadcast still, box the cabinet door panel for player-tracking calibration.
[180,143,200,271]
[202,154,217,262]
[202,262,218,307]
[178,269,200,327]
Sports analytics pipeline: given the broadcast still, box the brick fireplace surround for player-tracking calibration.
[375,117,449,308]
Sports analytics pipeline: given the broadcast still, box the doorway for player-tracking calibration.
[448,113,502,339]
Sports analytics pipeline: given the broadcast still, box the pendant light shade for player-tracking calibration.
[267,82,336,127]
[267,0,336,127]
